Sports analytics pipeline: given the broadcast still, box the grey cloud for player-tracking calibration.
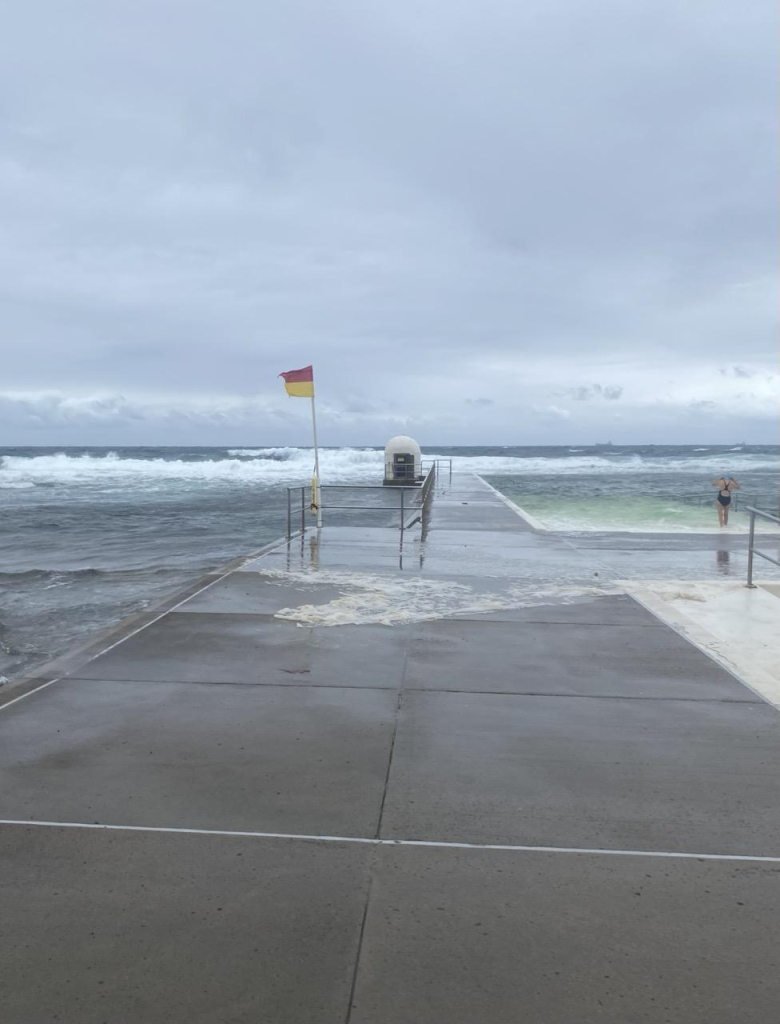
[0,1,777,444]
[720,365,758,379]
[465,398,495,407]
[569,386,602,401]
[0,390,447,446]
[563,385,622,402]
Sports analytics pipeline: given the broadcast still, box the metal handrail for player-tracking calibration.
[285,470,438,540]
[422,458,452,484]
[420,461,436,506]
[655,492,780,518]
[402,462,437,531]
[318,484,409,491]
[746,506,780,588]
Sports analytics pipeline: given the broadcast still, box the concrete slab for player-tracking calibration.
[318,526,415,543]
[0,825,370,1024]
[74,612,410,687]
[381,690,780,853]
[0,680,397,834]
[255,545,420,573]
[570,532,753,551]
[177,572,349,616]
[420,529,555,549]
[623,580,780,708]
[428,507,533,532]
[349,845,780,1024]
[435,495,517,507]
[179,574,655,632]
[418,545,598,579]
[405,618,752,699]
[444,592,665,625]
[591,548,757,581]
[284,526,413,546]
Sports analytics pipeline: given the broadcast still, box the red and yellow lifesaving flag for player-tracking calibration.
[279,365,314,398]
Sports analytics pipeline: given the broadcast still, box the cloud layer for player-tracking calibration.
[1,1,777,444]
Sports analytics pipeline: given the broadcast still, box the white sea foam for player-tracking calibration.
[0,447,777,489]
[267,567,622,627]
[0,448,383,487]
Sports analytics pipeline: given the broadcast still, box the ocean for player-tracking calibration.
[1,444,778,683]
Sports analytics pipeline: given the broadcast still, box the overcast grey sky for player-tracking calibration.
[1,0,777,446]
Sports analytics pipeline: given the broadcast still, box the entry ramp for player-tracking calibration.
[1,473,779,1023]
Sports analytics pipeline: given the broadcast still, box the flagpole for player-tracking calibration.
[310,394,322,529]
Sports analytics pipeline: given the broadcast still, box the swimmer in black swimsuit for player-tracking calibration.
[711,475,740,527]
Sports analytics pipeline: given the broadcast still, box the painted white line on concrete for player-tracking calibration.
[474,475,548,531]
[1,819,779,864]
[0,568,235,715]
[0,678,62,712]
[0,534,296,716]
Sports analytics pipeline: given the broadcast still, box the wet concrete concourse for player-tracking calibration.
[1,474,779,1023]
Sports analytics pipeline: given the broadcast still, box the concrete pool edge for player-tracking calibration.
[622,579,780,710]
[475,475,547,530]
[479,475,780,536]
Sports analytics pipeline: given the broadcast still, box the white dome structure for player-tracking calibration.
[384,435,423,486]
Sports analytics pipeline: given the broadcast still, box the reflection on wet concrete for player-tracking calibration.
[250,522,780,585]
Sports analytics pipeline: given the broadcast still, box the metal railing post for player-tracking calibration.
[746,509,756,588]
[281,478,444,536]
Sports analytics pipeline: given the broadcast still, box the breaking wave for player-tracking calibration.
[226,447,299,460]
[0,447,777,489]
[0,448,380,488]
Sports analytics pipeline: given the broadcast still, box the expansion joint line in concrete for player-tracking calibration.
[2,820,779,864]
[375,692,403,840]
[344,848,377,1024]
[374,647,410,840]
